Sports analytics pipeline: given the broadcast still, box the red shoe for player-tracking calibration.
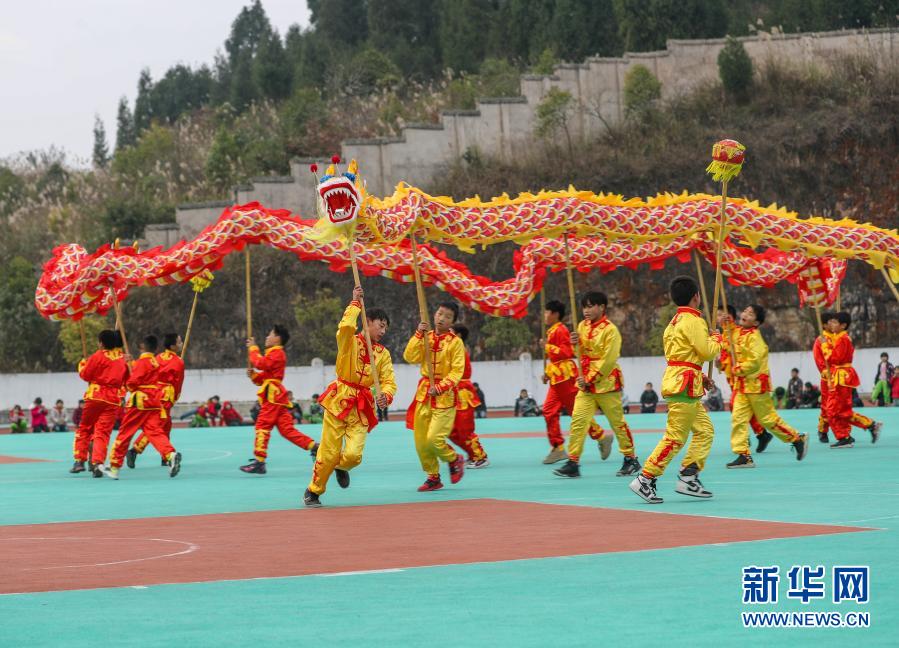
[417,478,443,492]
[449,454,465,484]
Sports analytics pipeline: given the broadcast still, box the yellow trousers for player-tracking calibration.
[308,410,368,495]
[643,400,714,478]
[412,401,458,477]
[567,390,635,461]
[731,392,800,454]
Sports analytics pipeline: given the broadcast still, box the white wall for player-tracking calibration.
[4,347,895,411]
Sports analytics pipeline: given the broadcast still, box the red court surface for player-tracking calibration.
[0,455,53,464]
[0,498,869,594]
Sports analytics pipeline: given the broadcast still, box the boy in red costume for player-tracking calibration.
[816,312,881,448]
[448,324,489,469]
[105,335,182,479]
[241,325,318,474]
[540,300,609,466]
[71,329,128,474]
[127,333,184,469]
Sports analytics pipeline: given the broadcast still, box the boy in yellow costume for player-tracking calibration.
[726,304,808,468]
[630,276,722,504]
[404,301,466,492]
[303,286,396,507]
[553,291,639,479]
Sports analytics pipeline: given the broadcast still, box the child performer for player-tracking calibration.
[716,305,769,452]
[816,311,881,448]
[127,333,184,469]
[554,292,639,479]
[630,277,722,503]
[304,286,396,507]
[540,299,609,465]
[725,305,808,468]
[71,330,128,474]
[106,335,182,479]
[241,325,318,474]
[403,301,466,491]
[448,324,490,469]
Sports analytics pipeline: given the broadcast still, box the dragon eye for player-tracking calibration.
[343,172,357,182]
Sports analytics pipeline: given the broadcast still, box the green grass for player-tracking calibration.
[1,408,896,647]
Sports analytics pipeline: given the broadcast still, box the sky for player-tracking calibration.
[0,0,310,166]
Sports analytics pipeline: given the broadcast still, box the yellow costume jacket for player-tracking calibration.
[403,328,465,409]
[661,307,723,399]
[577,316,623,394]
[732,326,772,394]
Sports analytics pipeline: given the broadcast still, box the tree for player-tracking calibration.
[225,0,274,67]
[0,166,25,217]
[480,317,532,360]
[340,47,401,95]
[644,303,677,355]
[0,256,60,372]
[478,58,520,97]
[92,115,110,169]
[115,97,136,151]
[535,87,575,154]
[292,288,344,363]
[367,0,440,77]
[309,0,368,48]
[718,35,753,103]
[439,0,494,73]
[550,0,620,60]
[59,316,108,364]
[493,0,556,63]
[254,32,292,101]
[229,52,258,111]
[134,68,154,133]
[623,64,661,116]
[150,64,213,123]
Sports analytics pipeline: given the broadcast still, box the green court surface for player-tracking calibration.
[1,408,896,647]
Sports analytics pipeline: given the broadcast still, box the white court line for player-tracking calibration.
[184,450,232,464]
[318,568,405,577]
[0,537,199,569]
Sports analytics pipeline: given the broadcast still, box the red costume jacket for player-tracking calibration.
[156,349,185,406]
[455,350,481,411]
[126,353,163,411]
[78,349,128,406]
[544,322,578,385]
[249,345,291,407]
[815,331,860,388]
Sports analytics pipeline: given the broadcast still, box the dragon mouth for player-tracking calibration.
[318,177,360,223]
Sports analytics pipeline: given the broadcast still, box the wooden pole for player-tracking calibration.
[881,267,899,304]
[539,287,548,370]
[813,303,834,389]
[78,320,87,359]
[245,247,252,368]
[708,180,729,377]
[347,231,381,396]
[181,291,200,360]
[835,287,841,311]
[408,232,435,386]
[718,279,738,371]
[563,233,580,357]
[693,250,712,327]
[110,239,130,357]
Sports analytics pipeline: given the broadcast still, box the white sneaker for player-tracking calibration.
[675,473,712,498]
[598,433,613,461]
[98,464,119,480]
[870,422,882,444]
[466,458,490,469]
[629,474,663,504]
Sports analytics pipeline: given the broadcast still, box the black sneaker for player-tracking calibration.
[92,464,105,478]
[818,432,829,444]
[830,437,854,449]
[869,422,882,444]
[615,456,641,477]
[161,456,169,467]
[726,454,755,469]
[675,472,713,498]
[553,460,580,478]
[629,474,663,503]
[309,442,320,459]
[755,431,773,454]
[335,468,350,489]
[169,452,182,478]
[69,461,86,474]
[303,489,322,508]
[125,448,138,469]
[792,434,808,461]
[240,459,267,474]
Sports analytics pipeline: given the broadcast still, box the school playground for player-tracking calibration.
[0,408,895,647]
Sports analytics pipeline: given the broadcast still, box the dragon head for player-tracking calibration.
[315,158,364,225]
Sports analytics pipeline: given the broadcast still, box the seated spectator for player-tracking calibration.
[851,388,864,408]
[191,404,210,427]
[249,402,261,423]
[286,391,303,423]
[639,382,659,413]
[800,382,821,408]
[206,396,222,426]
[30,398,49,433]
[703,385,724,412]
[786,368,803,409]
[514,389,540,417]
[49,399,68,432]
[72,400,84,427]
[474,382,487,418]
[221,401,244,426]
[9,405,27,434]
[891,370,899,406]
[307,395,324,424]
[872,352,893,406]
[773,386,787,409]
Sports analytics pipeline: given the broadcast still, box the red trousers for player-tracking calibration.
[253,402,315,461]
[824,384,872,439]
[73,400,119,464]
[449,407,487,461]
[818,381,872,435]
[109,408,174,468]
[134,403,173,456]
[543,378,603,448]
[729,391,764,436]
